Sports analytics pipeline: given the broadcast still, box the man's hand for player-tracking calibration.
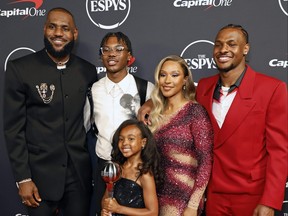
[19,181,41,207]
[137,99,153,125]
[253,204,274,216]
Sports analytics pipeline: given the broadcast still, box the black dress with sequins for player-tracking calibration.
[113,177,145,216]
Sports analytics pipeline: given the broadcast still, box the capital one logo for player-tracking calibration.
[9,0,44,9]
[96,65,138,75]
[1,0,46,18]
[269,59,288,68]
[278,0,288,16]
[173,0,233,9]
[86,0,131,29]
[180,40,217,82]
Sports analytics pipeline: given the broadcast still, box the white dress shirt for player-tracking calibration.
[212,86,237,128]
[84,73,154,160]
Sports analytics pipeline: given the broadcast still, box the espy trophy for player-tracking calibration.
[101,160,121,198]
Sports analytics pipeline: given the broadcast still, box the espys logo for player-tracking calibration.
[0,0,46,18]
[181,40,216,70]
[279,0,288,16]
[173,0,233,9]
[86,0,131,29]
[4,47,35,71]
[180,40,217,81]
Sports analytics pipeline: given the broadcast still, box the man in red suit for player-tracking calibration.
[196,24,287,216]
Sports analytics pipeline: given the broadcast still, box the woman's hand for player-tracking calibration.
[102,197,121,214]
[182,207,197,216]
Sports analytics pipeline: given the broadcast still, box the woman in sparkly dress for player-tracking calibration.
[149,55,213,216]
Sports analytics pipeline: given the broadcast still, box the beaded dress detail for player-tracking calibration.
[154,102,213,216]
[113,177,145,216]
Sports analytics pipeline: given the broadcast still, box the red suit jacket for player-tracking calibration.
[196,65,287,210]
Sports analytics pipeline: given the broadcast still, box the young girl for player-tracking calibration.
[101,119,161,216]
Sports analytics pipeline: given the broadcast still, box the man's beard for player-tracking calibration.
[44,37,74,59]
[216,63,235,73]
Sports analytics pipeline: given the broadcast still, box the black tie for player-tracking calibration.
[213,84,237,101]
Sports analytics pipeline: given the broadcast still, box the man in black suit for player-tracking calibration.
[3,7,97,216]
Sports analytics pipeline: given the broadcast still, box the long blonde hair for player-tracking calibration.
[149,55,196,133]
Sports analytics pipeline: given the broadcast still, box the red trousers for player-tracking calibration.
[206,192,262,216]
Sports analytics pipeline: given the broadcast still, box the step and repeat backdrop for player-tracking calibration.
[0,0,287,215]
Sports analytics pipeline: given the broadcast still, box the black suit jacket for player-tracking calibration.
[4,49,98,200]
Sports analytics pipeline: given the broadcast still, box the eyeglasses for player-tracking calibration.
[100,46,128,56]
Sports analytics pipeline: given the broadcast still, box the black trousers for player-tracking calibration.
[87,130,107,216]
[93,155,108,216]
[27,159,91,216]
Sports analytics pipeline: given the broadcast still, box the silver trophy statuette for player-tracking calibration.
[101,161,121,198]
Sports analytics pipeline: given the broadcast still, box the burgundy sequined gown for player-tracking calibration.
[154,102,213,216]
